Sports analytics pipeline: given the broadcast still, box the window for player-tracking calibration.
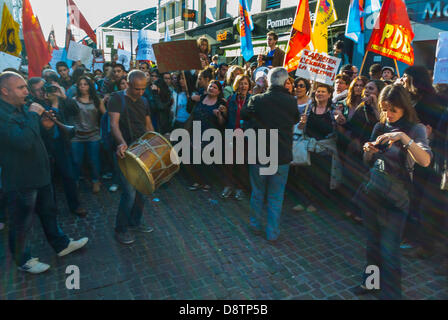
[266,0,280,10]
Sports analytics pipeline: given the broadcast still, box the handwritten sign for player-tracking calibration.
[136,30,158,62]
[295,50,341,86]
[67,41,93,68]
[152,40,202,73]
[117,49,132,70]
[0,51,22,72]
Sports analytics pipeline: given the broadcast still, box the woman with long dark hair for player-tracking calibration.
[72,76,106,193]
[188,80,227,192]
[356,84,432,300]
[172,72,195,130]
[335,76,369,222]
[153,78,173,134]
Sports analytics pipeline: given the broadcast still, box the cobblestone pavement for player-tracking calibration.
[0,170,446,300]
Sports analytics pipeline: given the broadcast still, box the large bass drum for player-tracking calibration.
[118,132,180,195]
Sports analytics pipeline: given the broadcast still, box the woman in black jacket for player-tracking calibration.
[356,85,432,300]
[399,66,446,254]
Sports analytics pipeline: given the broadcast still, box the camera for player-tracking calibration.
[43,83,59,94]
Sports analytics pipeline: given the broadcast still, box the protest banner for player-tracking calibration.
[152,40,202,73]
[295,50,341,85]
[117,49,132,70]
[67,40,93,68]
[49,49,64,70]
[0,51,21,72]
[434,32,448,84]
[136,30,158,62]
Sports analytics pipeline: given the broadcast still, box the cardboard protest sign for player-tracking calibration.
[295,50,341,85]
[67,40,93,68]
[434,32,448,84]
[117,49,132,70]
[152,40,202,73]
[136,30,158,62]
[0,51,21,72]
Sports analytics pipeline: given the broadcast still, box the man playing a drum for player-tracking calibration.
[109,70,155,245]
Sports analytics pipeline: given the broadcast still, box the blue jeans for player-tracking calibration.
[249,164,290,241]
[115,164,146,233]
[6,185,70,266]
[71,140,101,183]
[51,138,80,212]
[363,201,409,300]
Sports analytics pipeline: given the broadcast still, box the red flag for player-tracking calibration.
[284,0,311,72]
[22,0,52,78]
[66,0,97,44]
[366,0,414,65]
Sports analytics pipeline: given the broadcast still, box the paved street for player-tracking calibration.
[0,170,446,300]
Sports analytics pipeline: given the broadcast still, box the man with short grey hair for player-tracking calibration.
[241,67,300,243]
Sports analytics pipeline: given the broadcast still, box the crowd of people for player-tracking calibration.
[0,32,447,300]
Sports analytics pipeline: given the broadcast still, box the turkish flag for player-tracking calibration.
[22,0,52,78]
[66,0,97,44]
[366,0,414,65]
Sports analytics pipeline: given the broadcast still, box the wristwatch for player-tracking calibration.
[404,139,414,149]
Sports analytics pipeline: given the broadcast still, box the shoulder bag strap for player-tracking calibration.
[120,90,135,144]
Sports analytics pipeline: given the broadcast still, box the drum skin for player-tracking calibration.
[118,132,180,195]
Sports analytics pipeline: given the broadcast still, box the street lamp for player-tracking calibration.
[120,15,134,63]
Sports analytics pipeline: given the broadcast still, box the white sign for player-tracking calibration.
[117,49,132,70]
[136,30,158,62]
[436,31,448,59]
[434,32,448,84]
[67,41,93,68]
[49,49,65,71]
[295,50,342,86]
[0,51,22,72]
[434,59,448,84]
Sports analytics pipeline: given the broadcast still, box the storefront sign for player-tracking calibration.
[266,17,294,30]
[422,1,448,20]
[295,50,341,85]
[216,28,232,42]
[182,9,197,22]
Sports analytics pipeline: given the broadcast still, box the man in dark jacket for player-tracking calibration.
[241,67,300,242]
[0,72,88,274]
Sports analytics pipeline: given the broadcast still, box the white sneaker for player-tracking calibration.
[109,184,119,192]
[293,204,305,212]
[18,258,50,274]
[307,205,317,213]
[58,237,89,257]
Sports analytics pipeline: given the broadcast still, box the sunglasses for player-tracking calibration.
[296,84,306,89]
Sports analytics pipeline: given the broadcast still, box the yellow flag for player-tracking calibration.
[311,0,338,53]
[0,3,22,57]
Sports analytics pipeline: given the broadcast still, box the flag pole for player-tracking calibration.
[359,51,368,76]
[394,59,400,78]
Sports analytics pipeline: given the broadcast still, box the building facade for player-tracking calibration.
[157,0,351,63]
